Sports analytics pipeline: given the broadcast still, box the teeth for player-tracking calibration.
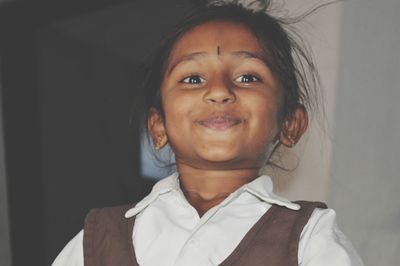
[199,116,240,130]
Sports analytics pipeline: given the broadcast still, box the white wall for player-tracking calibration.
[331,0,400,264]
[269,0,342,203]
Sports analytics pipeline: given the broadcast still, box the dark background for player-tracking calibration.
[0,0,204,264]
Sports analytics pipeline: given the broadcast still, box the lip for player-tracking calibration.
[197,115,242,131]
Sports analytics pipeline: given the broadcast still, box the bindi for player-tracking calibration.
[217,45,221,56]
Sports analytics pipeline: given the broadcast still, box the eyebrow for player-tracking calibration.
[167,50,266,75]
[231,50,264,60]
[167,52,208,75]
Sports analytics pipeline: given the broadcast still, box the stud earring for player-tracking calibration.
[154,136,167,150]
[287,135,295,147]
[154,137,162,150]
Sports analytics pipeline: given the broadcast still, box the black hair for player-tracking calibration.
[140,1,323,166]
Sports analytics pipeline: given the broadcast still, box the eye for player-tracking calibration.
[235,74,260,83]
[180,75,206,84]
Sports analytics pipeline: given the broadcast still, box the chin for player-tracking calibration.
[196,148,241,164]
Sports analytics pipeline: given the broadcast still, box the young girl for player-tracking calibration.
[53,2,363,265]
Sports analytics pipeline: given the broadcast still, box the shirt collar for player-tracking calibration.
[241,175,300,210]
[125,172,300,218]
[125,172,180,218]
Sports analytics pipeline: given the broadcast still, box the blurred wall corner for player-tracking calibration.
[0,0,13,6]
[0,60,12,266]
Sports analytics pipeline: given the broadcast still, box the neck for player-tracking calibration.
[177,163,260,216]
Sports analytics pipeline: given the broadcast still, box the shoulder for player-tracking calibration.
[298,207,364,266]
[83,204,138,265]
[52,204,136,266]
[52,230,84,266]
[84,204,135,227]
[293,200,327,220]
[83,203,136,243]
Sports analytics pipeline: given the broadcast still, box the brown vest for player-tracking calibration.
[83,201,327,266]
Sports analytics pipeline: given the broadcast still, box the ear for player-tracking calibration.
[147,107,168,150]
[279,105,308,148]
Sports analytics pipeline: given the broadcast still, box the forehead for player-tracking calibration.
[169,20,263,59]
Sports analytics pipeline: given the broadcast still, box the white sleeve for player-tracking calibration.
[52,230,84,266]
[298,208,364,266]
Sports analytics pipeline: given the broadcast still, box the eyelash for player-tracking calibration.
[234,73,262,83]
[179,73,262,85]
[179,73,205,84]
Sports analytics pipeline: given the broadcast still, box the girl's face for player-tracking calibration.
[150,20,285,171]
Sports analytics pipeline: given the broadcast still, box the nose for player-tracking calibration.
[203,80,236,104]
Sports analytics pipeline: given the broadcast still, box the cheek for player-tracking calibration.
[245,93,282,138]
[162,92,196,135]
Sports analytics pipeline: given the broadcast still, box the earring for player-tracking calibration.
[287,135,295,147]
[154,136,167,150]
[154,137,162,150]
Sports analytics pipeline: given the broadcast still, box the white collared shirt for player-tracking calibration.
[53,173,364,266]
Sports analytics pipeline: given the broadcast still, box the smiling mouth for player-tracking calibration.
[197,116,242,131]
